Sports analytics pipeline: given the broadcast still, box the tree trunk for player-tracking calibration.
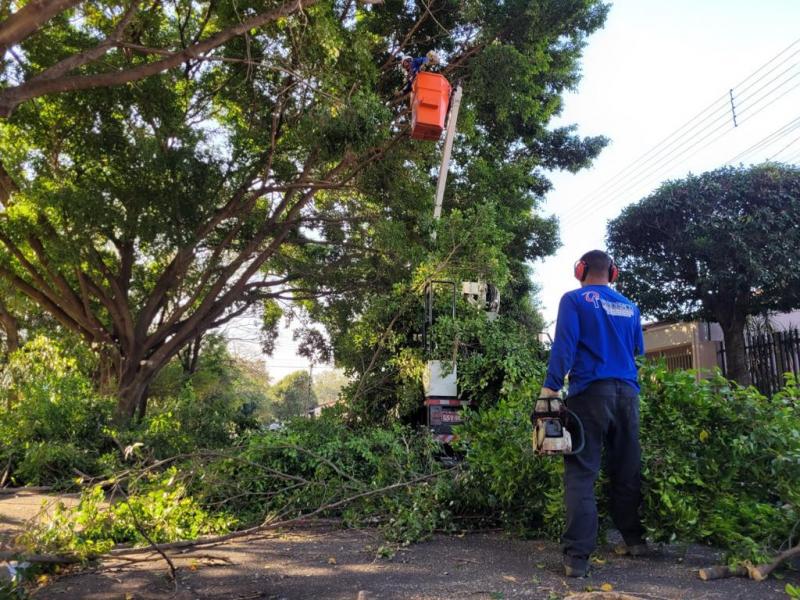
[136,384,150,422]
[720,318,751,386]
[0,310,19,356]
[114,364,156,425]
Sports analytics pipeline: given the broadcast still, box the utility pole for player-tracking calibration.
[307,363,314,417]
[431,84,463,240]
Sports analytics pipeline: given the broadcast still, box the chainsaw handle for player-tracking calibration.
[530,396,563,423]
[562,406,585,456]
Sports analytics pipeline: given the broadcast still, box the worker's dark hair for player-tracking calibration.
[579,249,613,280]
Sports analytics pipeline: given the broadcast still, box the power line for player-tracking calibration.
[564,43,800,220]
[735,70,800,123]
[568,113,800,228]
[725,115,800,164]
[733,44,800,100]
[731,36,800,91]
[564,64,800,226]
[769,131,800,161]
[562,60,800,221]
[782,148,800,164]
[735,77,800,127]
[557,96,730,223]
[557,36,800,224]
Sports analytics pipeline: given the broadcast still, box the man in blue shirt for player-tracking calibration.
[540,249,647,577]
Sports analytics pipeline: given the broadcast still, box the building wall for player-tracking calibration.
[643,321,722,377]
[765,310,800,330]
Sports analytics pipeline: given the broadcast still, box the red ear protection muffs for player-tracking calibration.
[574,260,588,282]
[608,261,619,283]
[574,259,619,283]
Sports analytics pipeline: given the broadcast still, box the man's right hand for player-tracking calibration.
[539,387,560,398]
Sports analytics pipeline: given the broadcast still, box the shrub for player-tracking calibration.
[455,392,564,538]
[11,348,800,567]
[454,362,800,563]
[0,335,264,486]
[639,363,800,562]
[0,336,116,486]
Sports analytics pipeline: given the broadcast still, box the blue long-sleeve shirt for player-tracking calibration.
[544,285,645,396]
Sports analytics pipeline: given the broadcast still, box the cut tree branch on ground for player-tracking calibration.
[0,465,458,566]
[0,551,80,564]
[115,486,177,585]
[109,466,457,557]
[698,541,800,581]
[0,486,53,495]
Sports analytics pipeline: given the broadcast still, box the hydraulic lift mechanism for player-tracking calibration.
[417,80,501,443]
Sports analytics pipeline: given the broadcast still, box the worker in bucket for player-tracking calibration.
[400,50,440,93]
[540,249,648,578]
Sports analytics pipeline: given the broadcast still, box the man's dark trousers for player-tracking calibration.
[562,379,645,570]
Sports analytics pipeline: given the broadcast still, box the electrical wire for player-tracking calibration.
[567,113,800,228]
[558,38,800,221]
[735,70,800,122]
[781,148,800,164]
[733,44,800,101]
[561,53,800,221]
[557,36,800,225]
[769,131,800,161]
[556,96,730,223]
[561,62,800,222]
[725,116,800,164]
[563,70,800,226]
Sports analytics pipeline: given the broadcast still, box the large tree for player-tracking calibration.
[607,163,800,385]
[288,0,609,421]
[0,0,608,424]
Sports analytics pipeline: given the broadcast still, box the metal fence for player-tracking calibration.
[645,345,694,371]
[743,328,800,396]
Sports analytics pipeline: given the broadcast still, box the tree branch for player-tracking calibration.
[0,0,81,53]
[0,0,321,117]
[28,1,140,84]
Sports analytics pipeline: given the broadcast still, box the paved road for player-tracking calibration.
[1,492,794,599]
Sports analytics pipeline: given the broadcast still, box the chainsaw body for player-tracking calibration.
[532,397,583,456]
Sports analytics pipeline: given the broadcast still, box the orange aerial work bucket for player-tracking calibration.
[411,72,452,141]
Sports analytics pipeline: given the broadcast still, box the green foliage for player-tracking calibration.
[0,336,115,486]
[285,0,609,421]
[638,362,800,563]
[13,363,800,569]
[433,308,548,409]
[19,471,233,559]
[195,414,453,543]
[312,369,349,407]
[455,393,564,539]
[0,334,266,486]
[0,580,30,600]
[607,163,800,382]
[264,370,317,421]
[327,269,551,425]
[608,163,800,322]
[0,0,608,426]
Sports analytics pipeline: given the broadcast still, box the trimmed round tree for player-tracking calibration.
[607,163,800,386]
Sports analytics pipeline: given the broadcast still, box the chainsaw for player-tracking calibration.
[531,396,585,456]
